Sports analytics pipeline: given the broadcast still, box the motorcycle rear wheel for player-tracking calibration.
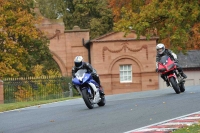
[169,77,180,94]
[82,89,94,109]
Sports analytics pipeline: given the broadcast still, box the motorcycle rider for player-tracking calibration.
[72,56,104,95]
[156,43,187,86]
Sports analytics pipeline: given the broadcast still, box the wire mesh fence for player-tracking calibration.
[3,76,74,103]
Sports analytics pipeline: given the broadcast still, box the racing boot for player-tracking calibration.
[161,74,170,87]
[99,85,105,96]
[180,72,187,79]
[73,85,80,95]
[166,81,170,87]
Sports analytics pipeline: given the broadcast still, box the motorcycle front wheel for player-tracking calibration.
[82,89,94,109]
[169,77,180,94]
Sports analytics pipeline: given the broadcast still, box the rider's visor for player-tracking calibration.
[75,62,82,68]
[157,48,164,54]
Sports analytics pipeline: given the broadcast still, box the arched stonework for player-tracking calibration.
[108,55,143,73]
[91,31,158,94]
[35,8,158,94]
[51,51,67,76]
[37,18,90,76]
[108,55,142,93]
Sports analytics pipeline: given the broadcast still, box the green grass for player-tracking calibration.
[0,96,80,112]
[172,123,200,133]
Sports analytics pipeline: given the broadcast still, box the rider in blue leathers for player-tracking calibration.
[72,56,104,95]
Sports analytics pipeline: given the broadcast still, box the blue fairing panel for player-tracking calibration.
[72,78,81,85]
[83,73,91,83]
[89,79,99,87]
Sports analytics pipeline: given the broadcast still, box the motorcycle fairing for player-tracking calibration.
[72,69,91,85]
[88,83,101,103]
[74,73,91,84]
[158,55,176,74]
[72,69,101,104]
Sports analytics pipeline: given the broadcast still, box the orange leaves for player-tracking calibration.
[108,0,132,22]
[114,0,200,51]
[15,86,34,102]
[187,23,200,50]
[0,0,50,77]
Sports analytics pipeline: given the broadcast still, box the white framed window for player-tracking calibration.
[119,65,132,83]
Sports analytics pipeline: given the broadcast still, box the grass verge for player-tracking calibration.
[0,96,80,112]
[172,123,200,133]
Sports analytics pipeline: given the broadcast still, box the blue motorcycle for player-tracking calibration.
[72,69,106,109]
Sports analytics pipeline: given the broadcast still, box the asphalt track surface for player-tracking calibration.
[0,85,200,133]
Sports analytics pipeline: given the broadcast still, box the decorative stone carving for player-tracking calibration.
[48,29,61,40]
[102,42,148,61]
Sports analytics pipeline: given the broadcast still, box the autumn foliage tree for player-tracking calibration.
[37,0,113,39]
[0,0,52,78]
[108,0,132,22]
[114,0,200,52]
[108,0,150,22]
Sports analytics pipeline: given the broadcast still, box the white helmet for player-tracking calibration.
[156,43,165,54]
[74,56,83,68]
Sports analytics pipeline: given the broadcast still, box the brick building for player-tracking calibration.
[36,14,159,95]
[34,5,199,95]
[89,32,159,94]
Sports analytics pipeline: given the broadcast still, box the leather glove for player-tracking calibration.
[174,59,179,63]
[91,72,96,76]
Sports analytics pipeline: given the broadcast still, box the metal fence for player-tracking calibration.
[3,76,74,103]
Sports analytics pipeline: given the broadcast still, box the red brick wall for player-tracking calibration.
[36,15,159,95]
[90,33,159,94]
[37,18,89,76]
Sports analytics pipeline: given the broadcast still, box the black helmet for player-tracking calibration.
[74,56,83,68]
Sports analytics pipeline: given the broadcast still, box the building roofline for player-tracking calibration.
[91,37,159,43]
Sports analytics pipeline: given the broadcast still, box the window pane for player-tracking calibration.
[128,72,131,76]
[128,65,131,70]
[119,65,132,82]
[124,76,127,80]
[124,71,127,76]
[120,71,123,75]
[120,65,123,70]
[120,76,124,81]
[124,65,127,70]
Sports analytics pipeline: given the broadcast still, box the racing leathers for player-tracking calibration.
[156,49,187,86]
[72,62,104,95]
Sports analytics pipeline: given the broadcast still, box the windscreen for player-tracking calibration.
[75,69,87,77]
[159,55,169,64]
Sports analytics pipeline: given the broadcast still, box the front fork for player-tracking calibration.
[75,86,82,96]
[167,71,183,85]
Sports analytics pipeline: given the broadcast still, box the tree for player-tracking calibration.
[0,0,53,78]
[108,0,132,22]
[37,0,113,39]
[114,0,200,52]
[108,0,148,22]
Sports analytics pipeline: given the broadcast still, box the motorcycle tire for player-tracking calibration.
[169,77,180,94]
[97,95,106,106]
[82,89,94,109]
[179,83,185,92]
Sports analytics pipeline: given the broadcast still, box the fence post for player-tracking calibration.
[0,80,4,104]
[69,83,73,97]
